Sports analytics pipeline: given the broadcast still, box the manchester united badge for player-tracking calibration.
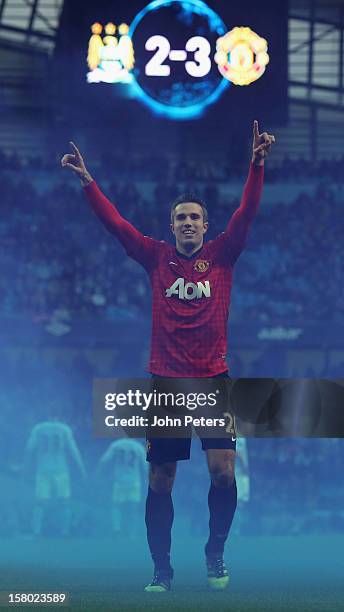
[194,259,210,273]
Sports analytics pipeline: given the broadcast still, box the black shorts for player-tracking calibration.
[146,372,236,464]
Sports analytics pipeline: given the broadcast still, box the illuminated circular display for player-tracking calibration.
[129,0,229,119]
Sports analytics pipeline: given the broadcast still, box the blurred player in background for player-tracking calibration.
[234,437,250,534]
[25,416,86,536]
[97,438,147,538]
[61,120,275,591]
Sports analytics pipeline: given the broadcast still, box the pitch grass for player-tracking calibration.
[68,591,344,612]
[2,568,343,612]
[1,535,344,611]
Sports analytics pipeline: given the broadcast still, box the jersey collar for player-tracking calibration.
[175,244,204,260]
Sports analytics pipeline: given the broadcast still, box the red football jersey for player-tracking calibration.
[84,163,264,376]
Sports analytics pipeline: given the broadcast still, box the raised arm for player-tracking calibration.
[66,427,87,479]
[223,121,275,264]
[98,443,115,468]
[61,142,157,268]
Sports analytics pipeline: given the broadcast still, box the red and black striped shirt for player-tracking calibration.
[84,162,264,377]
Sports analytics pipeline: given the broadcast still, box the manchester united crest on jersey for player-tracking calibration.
[194,259,210,273]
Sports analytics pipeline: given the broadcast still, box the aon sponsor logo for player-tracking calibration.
[166,277,211,300]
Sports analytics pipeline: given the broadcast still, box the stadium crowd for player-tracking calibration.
[1,153,343,325]
[1,151,344,537]
[1,148,344,182]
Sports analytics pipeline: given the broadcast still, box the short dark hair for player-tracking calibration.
[170,193,208,223]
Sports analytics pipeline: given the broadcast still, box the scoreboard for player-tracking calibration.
[55,0,288,124]
[85,0,270,119]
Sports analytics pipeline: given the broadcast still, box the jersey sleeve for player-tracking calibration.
[83,181,159,272]
[212,162,264,266]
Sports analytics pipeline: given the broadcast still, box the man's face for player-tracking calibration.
[171,202,208,251]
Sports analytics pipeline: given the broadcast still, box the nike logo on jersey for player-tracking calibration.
[166,277,211,300]
[169,261,178,266]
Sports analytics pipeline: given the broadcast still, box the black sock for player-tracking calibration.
[205,479,237,557]
[145,487,174,575]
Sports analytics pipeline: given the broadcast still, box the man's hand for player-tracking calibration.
[252,120,275,166]
[61,141,93,186]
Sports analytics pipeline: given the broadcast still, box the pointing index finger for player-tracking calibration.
[253,120,259,138]
[69,141,81,158]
